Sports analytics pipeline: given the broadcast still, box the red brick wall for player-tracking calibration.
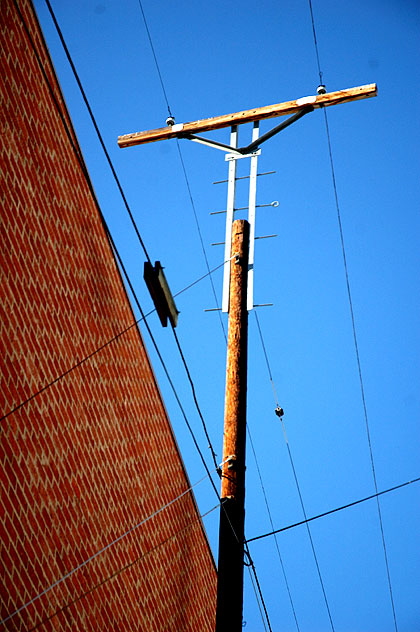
[0,1,217,629]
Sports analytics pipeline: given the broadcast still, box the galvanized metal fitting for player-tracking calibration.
[226,455,237,469]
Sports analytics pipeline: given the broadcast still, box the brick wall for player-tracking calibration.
[0,1,217,629]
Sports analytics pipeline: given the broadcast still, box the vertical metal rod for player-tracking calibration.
[216,219,249,632]
[247,121,259,311]
[222,126,238,313]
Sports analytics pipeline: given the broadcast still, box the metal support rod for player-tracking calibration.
[216,219,249,632]
[183,133,243,155]
[222,126,238,312]
[212,171,276,185]
[239,106,313,154]
[247,122,259,311]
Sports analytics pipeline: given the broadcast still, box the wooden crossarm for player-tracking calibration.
[117,83,377,149]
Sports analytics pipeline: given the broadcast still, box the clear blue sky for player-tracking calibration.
[33,1,419,630]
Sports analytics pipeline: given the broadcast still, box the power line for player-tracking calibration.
[172,327,220,473]
[323,106,399,631]
[0,473,211,627]
[6,16,226,618]
[175,141,227,342]
[247,423,300,631]
[247,476,420,543]
[25,502,220,632]
[254,313,335,631]
[44,0,151,264]
[308,0,323,85]
[244,544,273,632]
[40,0,225,506]
[13,2,225,555]
[134,6,273,631]
[109,243,225,502]
[306,3,398,629]
[29,4,271,629]
[137,0,173,118]
[1,318,139,422]
[136,0,227,341]
[1,259,229,424]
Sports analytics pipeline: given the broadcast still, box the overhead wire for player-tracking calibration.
[307,2,398,629]
[254,312,335,631]
[35,16,252,626]
[247,423,301,631]
[8,10,229,623]
[44,0,151,264]
[171,327,220,473]
[16,3,272,631]
[134,3,273,631]
[247,476,420,543]
[136,0,227,342]
[44,0,227,492]
[136,0,173,119]
[0,257,229,424]
[39,0,242,577]
[244,544,273,632]
[39,0,222,500]
[24,501,221,632]
[308,0,323,86]
[0,473,212,627]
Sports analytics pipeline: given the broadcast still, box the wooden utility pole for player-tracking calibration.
[116,82,377,631]
[216,219,250,632]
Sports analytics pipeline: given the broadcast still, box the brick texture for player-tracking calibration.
[0,1,217,629]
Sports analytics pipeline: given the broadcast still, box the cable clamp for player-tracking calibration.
[226,454,237,470]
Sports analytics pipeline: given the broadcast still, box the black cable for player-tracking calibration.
[10,1,221,513]
[247,425,300,631]
[5,0,146,423]
[306,3,398,626]
[171,327,220,474]
[110,243,222,502]
[306,5,398,628]
[254,312,335,630]
[286,434,335,631]
[132,9,273,629]
[7,10,243,631]
[36,4,270,629]
[1,318,140,422]
[322,107,399,631]
[44,0,152,264]
[1,260,228,424]
[247,476,420,542]
[308,0,323,85]
[10,2,222,530]
[25,505,219,631]
[244,544,273,632]
[175,141,227,342]
[137,0,227,341]
[137,0,173,118]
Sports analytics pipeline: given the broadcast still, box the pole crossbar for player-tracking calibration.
[117,83,377,148]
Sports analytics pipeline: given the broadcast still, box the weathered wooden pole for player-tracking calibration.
[216,219,250,632]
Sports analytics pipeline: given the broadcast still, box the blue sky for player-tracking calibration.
[33,1,419,630]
